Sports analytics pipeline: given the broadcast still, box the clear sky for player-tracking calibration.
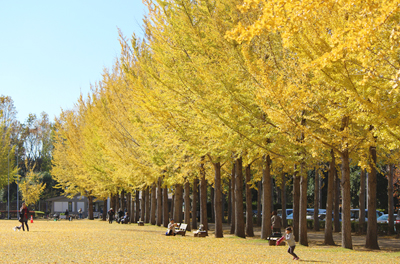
[0,0,146,123]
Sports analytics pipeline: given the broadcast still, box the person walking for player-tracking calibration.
[19,203,29,231]
[108,208,114,224]
[78,208,83,219]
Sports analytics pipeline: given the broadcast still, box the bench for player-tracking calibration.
[266,232,284,246]
[137,221,144,226]
[193,224,207,237]
[175,223,187,236]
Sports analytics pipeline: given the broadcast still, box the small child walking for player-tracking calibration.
[279,227,299,260]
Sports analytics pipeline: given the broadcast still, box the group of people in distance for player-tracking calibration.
[271,210,299,261]
[107,208,129,224]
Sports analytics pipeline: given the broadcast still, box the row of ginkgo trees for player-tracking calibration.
[52,0,400,250]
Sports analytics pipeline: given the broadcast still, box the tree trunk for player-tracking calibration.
[341,149,353,249]
[235,157,246,238]
[151,183,156,225]
[314,168,320,231]
[170,194,175,221]
[126,193,131,223]
[245,164,254,237]
[299,163,308,246]
[230,163,236,234]
[140,190,145,221]
[366,146,380,249]
[214,162,223,238]
[174,184,183,223]
[228,179,232,225]
[192,179,198,229]
[324,150,335,245]
[281,173,287,228]
[200,159,208,235]
[293,170,300,242]
[211,186,215,223]
[110,194,115,216]
[163,186,169,227]
[115,193,119,213]
[135,190,140,222]
[334,167,341,232]
[102,198,107,221]
[88,196,94,220]
[388,164,394,235]
[157,178,162,226]
[145,187,151,223]
[261,155,272,239]
[359,169,366,233]
[184,180,191,231]
[121,190,126,211]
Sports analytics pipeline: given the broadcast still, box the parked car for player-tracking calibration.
[318,212,342,222]
[286,209,326,220]
[277,209,293,217]
[350,209,380,222]
[377,214,399,224]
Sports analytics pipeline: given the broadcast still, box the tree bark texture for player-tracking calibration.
[121,190,126,211]
[211,186,215,223]
[88,196,94,220]
[324,150,335,245]
[245,164,254,237]
[135,190,140,222]
[366,146,380,249]
[126,193,132,223]
[293,170,300,242]
[359,169,366,233]
[140,190,145,221]
[184,180,191,231]
[341,150,353,249]
[163,186,169,227]
[102,198,107,221]
[174,184,183,223]
[145,187,150,223]
[200,158,208,234]
[214,162,223,238]
[192,178,198,229]
[230,163,236,234]
[261,155,272,239]
[257,181,262,227]
[228,179,232,225]
[388,165,394,235]
[235,157,246,238]
[281,174,287,228]
[299,163,308,246]
[150,183,156,225]
[115,193,119,213]
[314,168,320,232]
[334,168,341,232]
[110,194,116,217]
[157,177,162,226]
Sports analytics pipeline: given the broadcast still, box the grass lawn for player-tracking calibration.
[1,219,399,263]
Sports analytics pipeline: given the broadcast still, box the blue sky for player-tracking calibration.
[0,0,146,123]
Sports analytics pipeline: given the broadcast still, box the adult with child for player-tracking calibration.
[271,210,282,233]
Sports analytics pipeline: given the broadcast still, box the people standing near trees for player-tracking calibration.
[271,211,282,233]
[108,208,114,224]
[78,208,83,219]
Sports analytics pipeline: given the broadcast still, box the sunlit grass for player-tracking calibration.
[1,219,399,263]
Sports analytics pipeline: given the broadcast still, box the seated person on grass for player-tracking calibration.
[166,219,177,236]
[121,212,130,224]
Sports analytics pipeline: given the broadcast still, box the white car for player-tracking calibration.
[377,214,399,224]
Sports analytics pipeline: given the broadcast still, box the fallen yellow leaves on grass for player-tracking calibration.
[1,220,399,263]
